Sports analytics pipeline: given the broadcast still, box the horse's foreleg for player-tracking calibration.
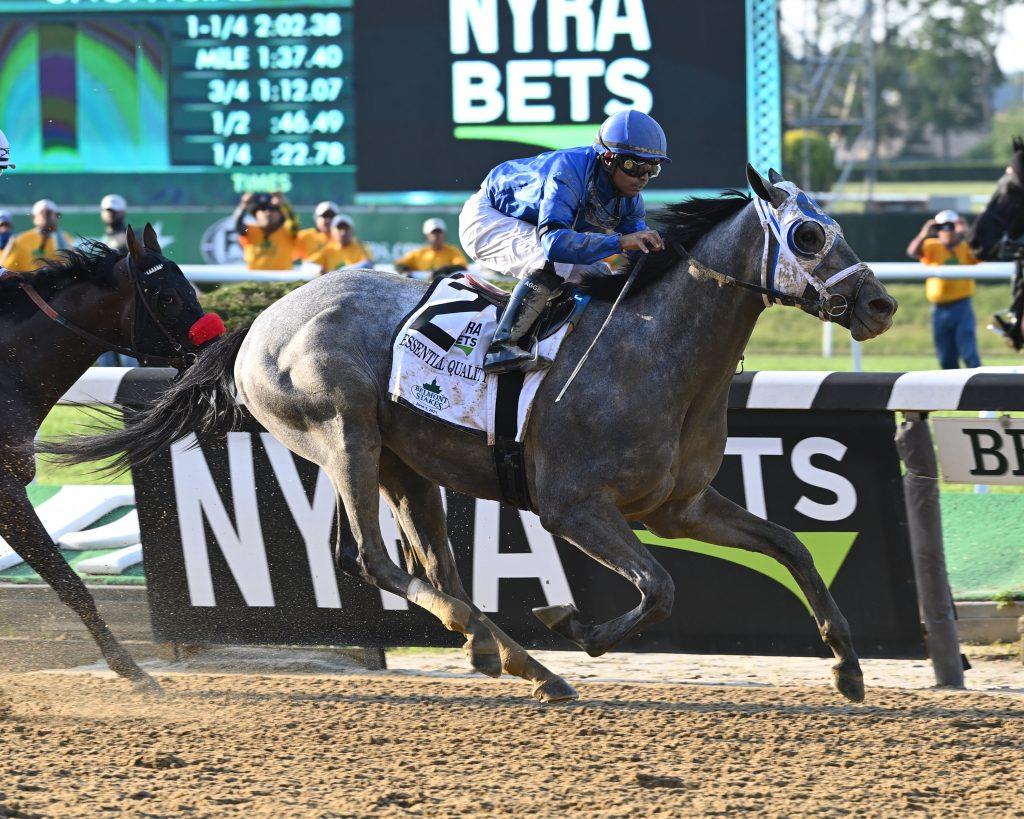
[0,480,160,692]
[535,500,674,657]
[378,451,577,702]
[321,426,503,679]
[644,487,864,702]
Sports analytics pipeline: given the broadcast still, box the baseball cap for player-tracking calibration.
[33,199,59,215]
[332,213,354,229]
[934,209,960,225]
[0,210,11,225]
[315,200,340,217]
[101,193,127,212]
[422,217,446,235]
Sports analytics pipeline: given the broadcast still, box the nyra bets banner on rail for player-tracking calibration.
[133,409,924,658]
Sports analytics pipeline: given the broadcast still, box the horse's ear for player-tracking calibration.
[767,167,785,184]
[125,224,145,264]
[746,163,786,208]
[1014,135,1024,154]
[142,222,161,254]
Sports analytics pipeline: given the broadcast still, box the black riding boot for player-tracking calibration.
[484,265,563,374]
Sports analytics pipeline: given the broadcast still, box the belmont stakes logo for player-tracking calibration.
[412,379,450,412]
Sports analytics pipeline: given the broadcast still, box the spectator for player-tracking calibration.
[0,211,12,253]
[295,200,339,261]
[906,209,982,369]
[233,191,297,270]
[309,214,373,274]
[394,217,468,276]
[100,193,128,252]
[0,199,74,272]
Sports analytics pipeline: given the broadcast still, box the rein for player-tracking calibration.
[5,256,194,369]
[664,236,867,321]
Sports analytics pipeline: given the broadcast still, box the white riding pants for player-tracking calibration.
[458,189,610,282]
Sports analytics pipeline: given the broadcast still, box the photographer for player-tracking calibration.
[907,209,981,369]
[233,191,298,271]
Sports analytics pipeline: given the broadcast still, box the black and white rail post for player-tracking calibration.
[895,412,964,688]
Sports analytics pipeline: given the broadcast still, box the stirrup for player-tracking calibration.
[484,338,552,374]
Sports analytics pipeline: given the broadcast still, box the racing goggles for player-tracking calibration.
[616,155,661,179]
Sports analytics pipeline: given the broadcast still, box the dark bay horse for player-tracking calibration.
[46,168,897,703]
[968,136,1024,349]
[4,225,220,692]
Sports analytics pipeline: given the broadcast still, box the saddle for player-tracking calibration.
[462,273,591,343]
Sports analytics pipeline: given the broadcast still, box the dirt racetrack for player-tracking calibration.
[2,651,1024,818]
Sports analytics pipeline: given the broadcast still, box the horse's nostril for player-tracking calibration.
[869,297,896,317]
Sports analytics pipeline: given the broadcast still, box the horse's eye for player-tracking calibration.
[158,292,182,315]
[792,221,827,256]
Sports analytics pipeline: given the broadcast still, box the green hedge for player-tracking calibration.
[847,161,1005,183]
[199,281,306,331]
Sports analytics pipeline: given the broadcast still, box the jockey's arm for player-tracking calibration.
[537,169,622,265]
[617,201,648,237]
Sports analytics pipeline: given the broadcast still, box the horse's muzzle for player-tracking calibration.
[849,277,897,341]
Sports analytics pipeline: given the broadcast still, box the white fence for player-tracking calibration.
[180,261,1017,286]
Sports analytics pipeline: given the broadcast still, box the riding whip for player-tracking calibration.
[554,258,643,403]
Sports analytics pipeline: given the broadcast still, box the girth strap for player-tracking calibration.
[492,370,535,512]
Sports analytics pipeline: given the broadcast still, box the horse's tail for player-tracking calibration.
[39,325,252,475]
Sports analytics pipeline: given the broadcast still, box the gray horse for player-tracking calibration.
[45,166,897,703]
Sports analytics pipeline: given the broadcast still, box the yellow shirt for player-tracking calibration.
[0,229,76,272]
[920,238,978,304]
[396,243,468,272]
[239,224,297,270]
[310,239,373,271]
[294,227,331,260]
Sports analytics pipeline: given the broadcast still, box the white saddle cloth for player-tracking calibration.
[388,276,571,443]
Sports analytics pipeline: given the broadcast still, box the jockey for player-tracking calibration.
[460,109,668,373]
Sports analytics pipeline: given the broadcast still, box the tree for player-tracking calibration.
[783,129,838,191]
[782,0,1012,159]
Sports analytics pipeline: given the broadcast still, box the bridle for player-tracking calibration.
[659,192,870,322]
[6,253,196,369]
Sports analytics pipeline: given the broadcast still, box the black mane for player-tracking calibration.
[584,190,752,301]
[0,239,122,320]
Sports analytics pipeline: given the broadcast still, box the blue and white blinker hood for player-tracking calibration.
[753,181,867,317]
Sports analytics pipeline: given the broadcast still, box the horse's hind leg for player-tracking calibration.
[378,450,577,703]
[0,479,160,693]
[644,487,864,703]
[319,423,503,678]
[533,498,675,657]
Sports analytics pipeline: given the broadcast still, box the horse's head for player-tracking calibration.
[968,136,1024,261]
[745,164,897,342]
[114,223,224,367]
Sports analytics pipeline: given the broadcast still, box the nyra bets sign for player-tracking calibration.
[354,0,753,193]
[133,409,922,658]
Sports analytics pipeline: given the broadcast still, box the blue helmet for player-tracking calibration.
[594,110,670,163]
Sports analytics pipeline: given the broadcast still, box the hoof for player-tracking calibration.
[463,633,502,679]
[831,662,865,703]
[131,673,164,696]
[532,677,578,704]
[533,604,577,635]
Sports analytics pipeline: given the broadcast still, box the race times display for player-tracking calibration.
[169,9,354,170]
